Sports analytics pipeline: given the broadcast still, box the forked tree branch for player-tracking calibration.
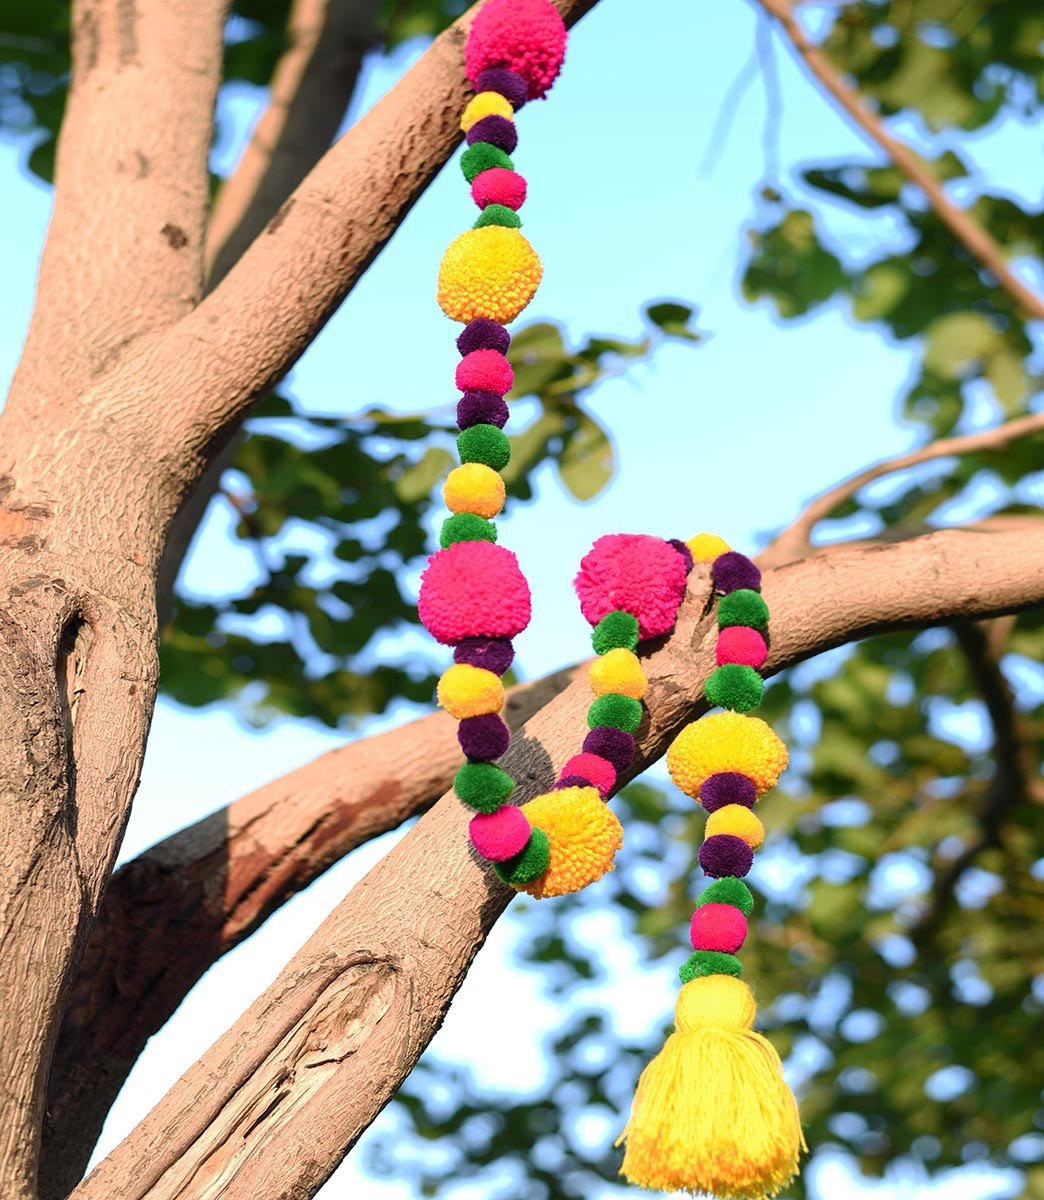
[74,522,1044,1200]
[756,0,1044,322]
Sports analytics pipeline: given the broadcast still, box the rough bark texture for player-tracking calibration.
[74,522,1044,1200]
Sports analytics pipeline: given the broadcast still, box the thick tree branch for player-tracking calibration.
[75,522,1044,1200]
[756,0,1044,322]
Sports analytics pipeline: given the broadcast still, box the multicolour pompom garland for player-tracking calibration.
[618,535,806,1200]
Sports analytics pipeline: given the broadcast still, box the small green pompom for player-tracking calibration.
[695,877,754,917]
[440,513,498,549]
[679,950,743,984]
[457,424,511,471]
[592,611,640,655]
[494,827,550,885]
[474,204,522,229]
[587,693,642,734]
[454,762,514,813]
[705,664,764,712]
[461,143,513,183]
[718,589,769,631]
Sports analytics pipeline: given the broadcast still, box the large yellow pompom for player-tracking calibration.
[588,648,647,699]
[460,91,514,131]
[443,463,505,518]
[707,803,765,849]
[438,226,543,325]
[667,712,788,798]
[516,787,622,898]
[686,532,731,562]
[437,664,504,719]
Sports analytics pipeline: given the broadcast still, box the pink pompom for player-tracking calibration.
[419,541,531,645]
[470,805,531,861]
[466,0,567,101]
[560,752,616,798]
[716,625,768,669]
[690,903,748,954]
[574,533,688,640]
[472,168,528,211]
[456,349,514,395]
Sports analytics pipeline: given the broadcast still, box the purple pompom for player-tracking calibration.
[476,67,527,110]
[699,772,757,812]
[458,713,511,761]
[465,114,518,154]
[457,391,510,430]
[454,636,515,675]
[554,774,590,790]
[668,538,694,573]
[456,318,511,357]
[699,834,754,879]
[583,726,636,774]
[712,552,762,594]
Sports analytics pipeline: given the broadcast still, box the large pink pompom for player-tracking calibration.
[466,0,568,101]
[574,534,688,640]
[560,752,616,797]
[419,540,531,645]
[470,805,531,861]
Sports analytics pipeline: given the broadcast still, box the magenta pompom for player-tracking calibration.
[560,752,616,798]
[476,67,527,110]
[574,533,689,640]
[466,0,567,101]
[469,805,531,861]
[456,349,514,395]
[699,772,757,813]
[419,541,531,645]
[454,636,515,675]
[583,726,636,773]
[458,713,511,761]
[712,551,762,594]
[472,167,528,211]
[457,390,510,430]
[716,625,768,669]
[690,902,748,954]
[457,318,510,357]
[465,114,519,154]
[699,833,754,879]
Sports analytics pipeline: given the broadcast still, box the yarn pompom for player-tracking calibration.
[707,804,766,850]
[472,167,527,210]
[438,663,504,718]
[465,114,519,154]
[440,512,497,548]
[443,462,506,519]
[690,903,748,954]
[555,774,589,790]
[457,318,510,357]
[454,761,515,812]
[474,204,522,230]
[560,752,616,798]
[696,875,755,917]
[588,647,647,699]
[466,0,567,101]
[476,67,528,109]
[516,786,622,897]
[458,712,511,761]
[469,805,531,861]
[454,635,515,675]
[457,424,512,471]
[575,533,689,640]
[667,712,788,798]
[718,588,770,631]
[668,538,694,572]
[456,348,514,395]
[591,610,639,654]
[419,541,531,645]
[493,827,550,885]
[679,949,744,983]
[583,726,636,773]
[705,664,764,712]
[713,551,762,594]
[699,833,754,878]
[457,390,510,430]
[587,693,643,734]
[461,142,513,184]
[460,90,514,131]
[686,532,731,562]
[699,772,757,813]
[438,226,543,325]
[717,625,768,669]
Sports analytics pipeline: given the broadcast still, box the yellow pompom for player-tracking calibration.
[686,532,731,562]
[707,804,765,849]
[588,648,647,700]
[618,977,805,1198]
[460,91,514,132]
[437,664,504,719]
[443,463,505,519]
[438,226,543,325]
[517,787,622,898]
[667,712,788,799]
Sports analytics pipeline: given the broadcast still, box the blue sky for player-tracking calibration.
[0,0,1034,1196]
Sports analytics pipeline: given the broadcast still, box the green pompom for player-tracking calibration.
[591,611,640,655]
[679,950,743,984]
[474,204,522,229]
[461,143,513,183]
[695,877,754,917]
[718,589,769,631]
[587,693,642,734]
[705,664,764,712]
[440,513,498,549]
[457,424,511,472]
[494,827,550,885]
[454,762,514,813]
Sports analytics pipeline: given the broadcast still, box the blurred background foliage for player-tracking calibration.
[2,0,1042,1196]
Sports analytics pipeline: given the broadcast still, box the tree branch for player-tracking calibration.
[74,521,1044,1200]
[756,0,1044,322]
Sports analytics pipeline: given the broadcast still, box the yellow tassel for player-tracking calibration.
[617,976,805,1199]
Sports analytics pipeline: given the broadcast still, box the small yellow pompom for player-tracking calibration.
[686,532,731,562]
[667,712,788,798]
[675,974,756,1031]
[437,663,504,719]
[588,648,647,699]
[707,803,765,849]
[517,787,623,898]
[461,91,514,131]
[438,226,543,325]
[443,463,505,519]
